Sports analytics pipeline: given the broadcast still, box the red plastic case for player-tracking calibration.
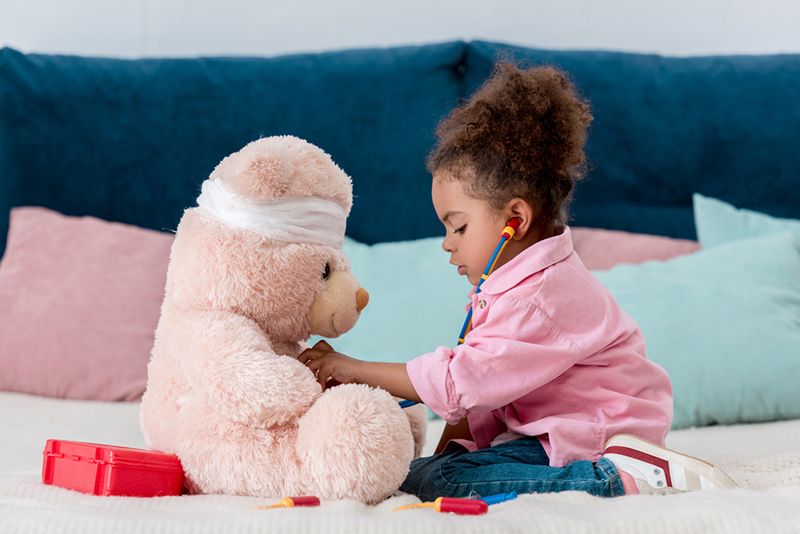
[42,439,184,497]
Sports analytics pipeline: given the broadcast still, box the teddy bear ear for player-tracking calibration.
[210,138,295,201]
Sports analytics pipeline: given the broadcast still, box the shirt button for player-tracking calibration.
[478,299,486,309]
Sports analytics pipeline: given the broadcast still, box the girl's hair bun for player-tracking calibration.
[428,60,592,229]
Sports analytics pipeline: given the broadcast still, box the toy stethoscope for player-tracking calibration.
[399,218,520,409]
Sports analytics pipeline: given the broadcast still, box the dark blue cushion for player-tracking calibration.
[465,41,800,239]
[0,42,466,254]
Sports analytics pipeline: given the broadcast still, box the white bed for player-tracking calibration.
[2,391,800,534]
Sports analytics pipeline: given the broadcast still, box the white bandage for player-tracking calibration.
[195,179,347,249]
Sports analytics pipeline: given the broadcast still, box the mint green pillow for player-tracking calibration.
[693,193,800,248]
[593,232,800,430]
[312,236,471,364]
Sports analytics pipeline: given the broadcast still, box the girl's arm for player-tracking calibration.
[434,417,473,454]
[299,341,423,404]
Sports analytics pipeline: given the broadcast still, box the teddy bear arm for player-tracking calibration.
[179,312,323,427]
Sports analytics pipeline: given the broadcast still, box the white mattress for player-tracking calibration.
[2,391,800,533]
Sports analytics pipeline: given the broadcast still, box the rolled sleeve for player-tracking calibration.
[406,347,463,423]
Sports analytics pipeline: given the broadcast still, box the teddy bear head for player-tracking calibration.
[167,136,368,344]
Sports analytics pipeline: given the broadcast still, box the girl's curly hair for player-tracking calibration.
[428,60,592,232]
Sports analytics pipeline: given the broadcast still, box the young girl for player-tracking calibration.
[300,61,737,499]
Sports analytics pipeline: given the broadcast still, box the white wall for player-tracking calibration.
[1,0,799,58]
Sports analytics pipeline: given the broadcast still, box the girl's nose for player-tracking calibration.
[442,235,455,253]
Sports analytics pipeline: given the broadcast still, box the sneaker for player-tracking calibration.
[603,434,738,495]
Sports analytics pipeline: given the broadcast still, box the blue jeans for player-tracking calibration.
[400,436,625,500]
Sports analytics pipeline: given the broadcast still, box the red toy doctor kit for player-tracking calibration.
[42,439,184,497]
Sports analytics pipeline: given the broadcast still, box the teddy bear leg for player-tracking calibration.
[401,403,428,459]
[296,383,414,504]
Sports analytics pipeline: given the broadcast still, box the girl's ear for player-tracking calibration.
[505,198,535,239]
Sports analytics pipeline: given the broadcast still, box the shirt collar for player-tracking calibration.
[478,226,574,296]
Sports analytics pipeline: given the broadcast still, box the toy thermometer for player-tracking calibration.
[393,496,489,515]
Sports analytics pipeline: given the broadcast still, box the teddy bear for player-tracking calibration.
[140,135,427,504]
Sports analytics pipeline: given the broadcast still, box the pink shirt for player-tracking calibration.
[406,227,673,467]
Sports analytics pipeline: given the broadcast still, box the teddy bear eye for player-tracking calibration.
[322,263,331,280]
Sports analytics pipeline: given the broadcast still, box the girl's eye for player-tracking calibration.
[322,263,332,280]
[454,225,466,234]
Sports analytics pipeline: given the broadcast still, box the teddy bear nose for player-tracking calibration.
[356,287,369,312]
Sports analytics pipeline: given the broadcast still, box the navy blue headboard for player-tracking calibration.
[2,41,799,257]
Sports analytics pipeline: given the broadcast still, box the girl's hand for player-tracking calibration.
[299,340,423,403]
[299,340,361,389]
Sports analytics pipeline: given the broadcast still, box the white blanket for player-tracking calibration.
[2,391,800,533]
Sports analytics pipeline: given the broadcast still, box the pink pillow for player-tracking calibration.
[0,207,173,401]
[571,227,700,271]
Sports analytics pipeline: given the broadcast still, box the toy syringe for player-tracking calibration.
[399,219,520,409]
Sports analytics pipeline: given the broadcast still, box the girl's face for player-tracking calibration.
[432,174,510,286]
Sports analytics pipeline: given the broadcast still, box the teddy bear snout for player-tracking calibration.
[356,287,369,312]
